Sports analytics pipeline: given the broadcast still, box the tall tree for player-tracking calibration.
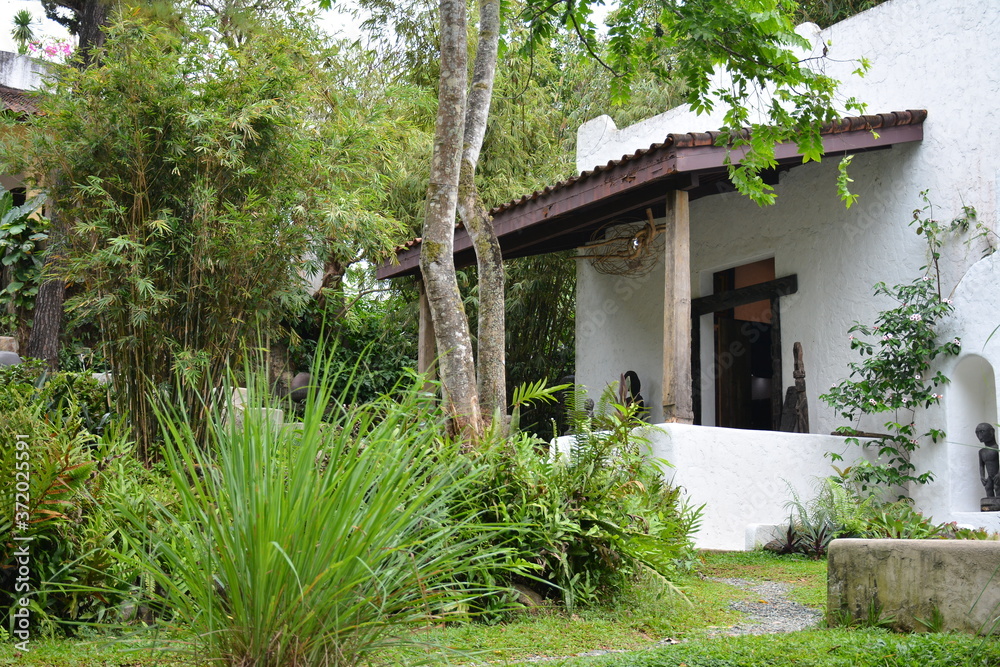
[25,0,113,369]
[458,0,504,421]
[417,0,482,436]
[6,11,341,458]
[331,0,868,438]
[40,0,111,63]
[11,10,36,54]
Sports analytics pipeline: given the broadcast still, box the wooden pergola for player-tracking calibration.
[377,110,927,422]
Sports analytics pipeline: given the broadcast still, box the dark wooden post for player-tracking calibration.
[662,190,693,423]
[417,278,437,385]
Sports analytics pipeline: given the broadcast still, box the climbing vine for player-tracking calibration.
[821,192,973,491]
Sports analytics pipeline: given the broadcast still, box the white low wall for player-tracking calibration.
[554,423,1000,551]
[645,424,863,550]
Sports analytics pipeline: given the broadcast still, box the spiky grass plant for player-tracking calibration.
[115,356,502,666]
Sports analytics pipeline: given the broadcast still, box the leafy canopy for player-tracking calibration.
[519,0,868,204]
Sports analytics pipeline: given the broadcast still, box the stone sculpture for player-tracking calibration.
[976,422,1000,507]
[288,371,311,403]
[621,370,646,417]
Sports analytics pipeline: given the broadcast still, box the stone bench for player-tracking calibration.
[828,538,1000,634]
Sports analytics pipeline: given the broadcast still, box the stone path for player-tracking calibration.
[464,576,822,664]
[705,577,823,637]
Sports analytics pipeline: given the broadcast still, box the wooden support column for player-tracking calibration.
[417,279,437,384]
[662,189,694,423]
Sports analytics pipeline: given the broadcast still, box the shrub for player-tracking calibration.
[463,391,702,613]
[822,192,971,491]
[0,360,113,437]
[776,475,998,555]
[0,380,149,634]
[113,359,506,666]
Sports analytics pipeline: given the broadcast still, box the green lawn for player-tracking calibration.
[531,630,1000,667]
[4,551,998,667]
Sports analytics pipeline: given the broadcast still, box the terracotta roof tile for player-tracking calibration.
[0,84,39,115]
[489,110,926,216]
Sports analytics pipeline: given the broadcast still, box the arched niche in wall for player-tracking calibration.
[948,355,997,512]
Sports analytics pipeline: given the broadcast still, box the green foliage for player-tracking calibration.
[519,0,868,205]
[4,12,348,458]
[11,9,35,55]
[861,502,944,540]
[464,393,701,614]
[782,474,997,551]
[288,271,418,404]
[796,0,888,28]
[822,192,969,491]
[914,605,947,634]
[830,597,897,631]
[782,483,838,558]
[0,360,112,436]
[0,189,47,331]
[113,357,505,666]
[0,374,153,633]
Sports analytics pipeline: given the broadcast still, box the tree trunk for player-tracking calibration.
[420,0,482,438]
[77,0,109,65]
[458,0,505,421]
[26,265,64,370]
[315,254,346,313]
[26,1,111,369]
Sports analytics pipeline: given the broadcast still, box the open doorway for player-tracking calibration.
[712,259,776,430]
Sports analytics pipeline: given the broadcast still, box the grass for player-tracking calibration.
[6,551,998,666]
[535,630,1000,666]
[698,550,828,609]
[375,551,828,664]
[0,634,185,666]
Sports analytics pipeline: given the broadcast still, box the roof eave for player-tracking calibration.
[377,110,926,280]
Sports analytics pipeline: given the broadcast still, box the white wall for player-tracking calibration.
[646,424,865,550]
[918,250,1000,524]
[0,51,45,91]
[575,249,666,422]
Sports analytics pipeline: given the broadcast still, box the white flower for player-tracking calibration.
[909,314,922,321]
[953,338,961,346]
[869,398,877,405]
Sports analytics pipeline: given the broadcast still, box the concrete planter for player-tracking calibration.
[828,538,1000,634]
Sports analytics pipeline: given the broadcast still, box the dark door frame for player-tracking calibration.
[690,274,798,428]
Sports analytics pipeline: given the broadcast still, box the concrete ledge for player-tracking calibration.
[828,538,1000,634]
[745,523,784,550]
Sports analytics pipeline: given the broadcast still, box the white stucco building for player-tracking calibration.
[0,51,44,195]
[381,0,1000,548]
